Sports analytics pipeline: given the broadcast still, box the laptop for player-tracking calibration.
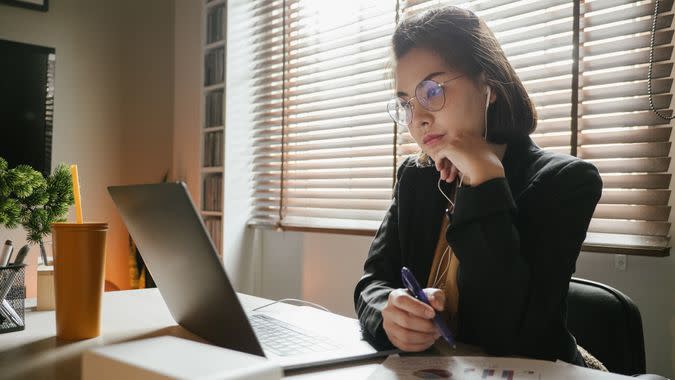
[108,182,396,370]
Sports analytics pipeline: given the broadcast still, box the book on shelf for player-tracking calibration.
[204,47,225,86]
[204,217,222,254]
[203,131,224,167]
[202,173,223,212]
[205,90,224,127]
[206,4,225,45]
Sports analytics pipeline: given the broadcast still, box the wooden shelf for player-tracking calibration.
[205,40,226,50]
[203,126,224,133]
[204,83,225,92]
[201,210,223,217]
[201,166,224,173]
[206,0,225,9]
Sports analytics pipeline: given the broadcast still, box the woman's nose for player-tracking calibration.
[411,101,433,130]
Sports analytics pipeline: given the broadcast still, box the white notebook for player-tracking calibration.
[82,336,282,380]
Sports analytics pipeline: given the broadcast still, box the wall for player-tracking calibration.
[172,0,202,201]
[0,0,175,295]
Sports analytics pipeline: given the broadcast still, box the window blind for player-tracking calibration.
[578,0,673,255]
[232,0,285,227]
[248,0,398,231]
[241,0,673,255]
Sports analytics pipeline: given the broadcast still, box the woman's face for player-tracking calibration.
[394,48,493,158]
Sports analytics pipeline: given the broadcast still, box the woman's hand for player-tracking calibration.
[432,131,505,186]
[382,288,445,351]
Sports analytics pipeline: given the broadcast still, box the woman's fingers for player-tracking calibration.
[383,289,442,351]
[424,288,446,311]
[384,319,439,351]
[446,164,459,183]
[389,332,436,352]
[389,289,435,318]
[437,158,454,182]
[390,324,438,345]
[386,308,437,334]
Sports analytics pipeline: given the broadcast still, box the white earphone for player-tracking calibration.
[484,85,491,141]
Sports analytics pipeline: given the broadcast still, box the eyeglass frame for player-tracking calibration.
[387,73,466,127]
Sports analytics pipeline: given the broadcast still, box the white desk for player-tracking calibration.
[0,289,382,379]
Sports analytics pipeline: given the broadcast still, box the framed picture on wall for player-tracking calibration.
[0,0,48,12]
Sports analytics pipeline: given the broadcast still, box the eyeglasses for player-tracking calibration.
[387,74,465,127]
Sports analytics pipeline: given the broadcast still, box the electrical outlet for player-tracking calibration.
[614,254,627,271]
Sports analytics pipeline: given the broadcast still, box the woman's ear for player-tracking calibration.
[480,72,497,104]
[489,86,497,104]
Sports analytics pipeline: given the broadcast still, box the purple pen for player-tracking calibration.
[401,266,456,348]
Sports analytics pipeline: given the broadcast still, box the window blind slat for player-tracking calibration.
[256,135,395,153]
[599,189,671,206]
[584,232,669,255]
[579,126,672,145]
[584,45,673,72]
[584,30,673,60]
[253,124,394,146]
[594,204,671,221]
[255,167,392,181]
[280,216,384,231]
[283,207,386,221]
[254,188,392,200]
[600,173,672,189]
[283,198,391,210]
[254,145,394,161]
[578,142,671,159]
[582,62,673,87]
[588,219,670,237]
[588,157,671,173]
[531,132,572,148]
[584,0,673,24]
[580,110,673,130]
[253,156,393,171]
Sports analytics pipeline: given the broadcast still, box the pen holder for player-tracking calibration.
[0,264,26,334]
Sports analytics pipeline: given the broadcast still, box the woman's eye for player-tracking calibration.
[427,86,442,98]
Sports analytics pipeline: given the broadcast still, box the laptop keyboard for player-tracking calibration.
[249,314,340,356]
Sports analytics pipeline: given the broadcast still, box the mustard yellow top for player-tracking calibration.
[426,210,460,333]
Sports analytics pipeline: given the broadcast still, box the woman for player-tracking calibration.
[353,6,603,368]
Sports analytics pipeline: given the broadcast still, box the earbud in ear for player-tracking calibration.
[484,86,491,141]
[485,86,491,109]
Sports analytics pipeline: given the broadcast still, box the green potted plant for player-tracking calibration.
[0,158,74,264]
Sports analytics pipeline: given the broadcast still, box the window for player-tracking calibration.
[236,0,674,256]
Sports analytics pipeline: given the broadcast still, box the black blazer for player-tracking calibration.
[353,137,602,365]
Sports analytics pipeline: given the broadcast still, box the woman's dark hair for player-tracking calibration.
[393,6,537,145]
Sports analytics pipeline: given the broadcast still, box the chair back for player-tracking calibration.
[567,277,646,375]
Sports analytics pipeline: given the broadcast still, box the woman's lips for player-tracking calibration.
[423,133,445,146]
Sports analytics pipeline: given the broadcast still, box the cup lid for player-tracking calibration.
[51,222,109,230]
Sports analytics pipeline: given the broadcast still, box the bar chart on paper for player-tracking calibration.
[369,357,541,380]
[368,355,634,380]
[461,367,538,380]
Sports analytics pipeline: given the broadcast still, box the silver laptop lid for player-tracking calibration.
[108,182,264,357]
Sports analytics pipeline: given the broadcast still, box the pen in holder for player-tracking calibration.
[0,264,26,334]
